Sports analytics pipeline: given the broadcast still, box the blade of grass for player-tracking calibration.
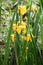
[0,4,1,22]
[0,48,2,65]
[9,44,19,65]
[4,6,17,65]
[0,2,2,65]
[40,16,43,50]
[32,7,43,65]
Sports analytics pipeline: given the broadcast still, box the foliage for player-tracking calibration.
[0,0,43,65]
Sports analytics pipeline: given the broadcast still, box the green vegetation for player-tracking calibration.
[0,0,43,65]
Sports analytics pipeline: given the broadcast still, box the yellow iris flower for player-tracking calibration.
[12,22,27,34]
[12,24,18,30]
[18,5,27,15]
[22,34,32,42]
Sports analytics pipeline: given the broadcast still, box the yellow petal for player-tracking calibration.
[18,5,27,15]
[26,34,30,41]
[11,34,15,42]
[21,21,27,26]
[19,25,24,30]
[20,6,27,15]
[26,36,30,41]
[16,26,22,34]
[12,24,17,30]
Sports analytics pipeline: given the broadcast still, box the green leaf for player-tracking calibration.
[39,0,43,8]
